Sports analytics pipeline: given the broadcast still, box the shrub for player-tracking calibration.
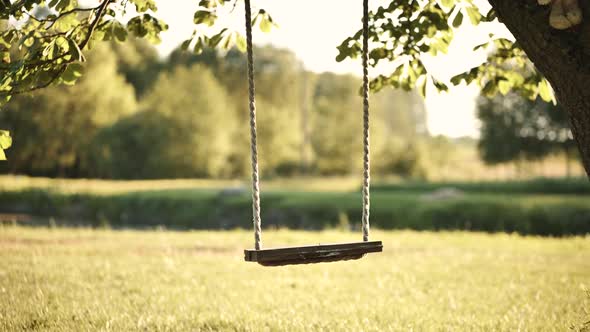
[1,189,588,236]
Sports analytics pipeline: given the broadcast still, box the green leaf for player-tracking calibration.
[67,38,82,61]
[439,0,455,10]
[426,25,437,38]
[498,79,511,95]
[473,41,489,51]
[482,79,497,97]
[61,63,84,85]
[430,39,449,54]
[259,15,272,32]
[194,10,216,26]
[55,0,71,11]
[406,64,417,83]
[465,6,482,25]
[235,33,246,52]
[43,41,55,58]
[193,37,204,54]
[483,9,497,22]
[112,21,127,42]
[504,71,525,86]
[207,28,227,47]
[432,78,449,92]
[452,11,463,28]
[0,130,11,150]
[0,130,10,160]
[198,0,213,8]
[24,36,34,47]
[180,39,191,51]
[418,77,427,98]
[131,0,157,12]
[538,79,554,103]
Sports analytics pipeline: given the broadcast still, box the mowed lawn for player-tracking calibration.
[1,226,589,331]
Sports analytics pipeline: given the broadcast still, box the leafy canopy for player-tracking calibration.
[335,0,553,102]
[0,0,166,106]
[0,0,553,108]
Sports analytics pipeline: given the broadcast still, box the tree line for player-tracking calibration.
[1,39,439,179]
[1,37,578,179]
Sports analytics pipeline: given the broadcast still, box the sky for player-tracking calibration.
[152,0,513,138]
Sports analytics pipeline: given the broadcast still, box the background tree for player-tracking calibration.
[0,44,136,177]
[91,111,175,179]
[94,65,236,178]
[254,99,301,176]
[477,92,576,174]
[1,38,434,179]
[217,46,305,177]
[372,89,428,139]
[311,73,365,175]
[110,38,162,97]
[421,135,456,179]
[310,73,428,176]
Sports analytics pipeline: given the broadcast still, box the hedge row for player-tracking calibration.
[0,189,589,236]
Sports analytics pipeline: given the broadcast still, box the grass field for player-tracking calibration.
[1,175,589,236]
[1,226,589,331]
[0,175,363,194]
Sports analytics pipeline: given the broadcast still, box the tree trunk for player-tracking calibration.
[488,0,590,178]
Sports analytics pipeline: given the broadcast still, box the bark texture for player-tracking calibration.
[488,0,590,178]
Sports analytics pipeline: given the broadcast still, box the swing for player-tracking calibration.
[243,0,382,266]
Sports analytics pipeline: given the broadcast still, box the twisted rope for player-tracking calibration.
[361,0,371,242]
[244,0,371,248]
[244,0,262,250]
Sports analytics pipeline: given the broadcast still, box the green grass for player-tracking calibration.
[3,175,588,196]
[1,188,589,236]
[1,176,589,236]
[0,226,589,331]
[0,175,362,194]
[372,177,590,195]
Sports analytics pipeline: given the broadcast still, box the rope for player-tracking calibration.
[244,0,262,250]
[244,0,371,248]
[361,0,371,242]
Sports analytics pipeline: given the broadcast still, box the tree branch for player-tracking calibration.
[3,64,67,96]
[0,0,112,97]
[78,0,113,50]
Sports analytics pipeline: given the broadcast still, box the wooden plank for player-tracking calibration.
[245,241,383,260]
[244,241,383,266]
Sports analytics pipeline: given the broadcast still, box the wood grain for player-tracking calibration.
[244,241,383,266]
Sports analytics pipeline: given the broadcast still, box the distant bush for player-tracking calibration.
[92,65,237,179]
[372,177,590,195]
[1,189,588,236]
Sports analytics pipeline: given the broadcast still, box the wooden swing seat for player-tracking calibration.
[244,241,383,266]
